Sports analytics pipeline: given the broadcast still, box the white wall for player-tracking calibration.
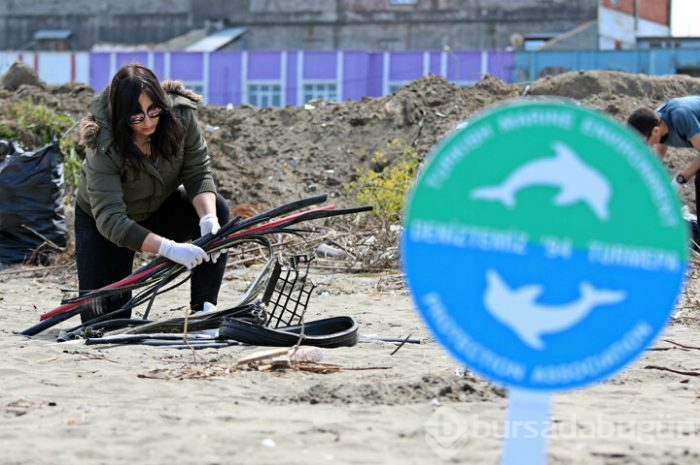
[638,18,670,37]
[0,52,90,85]
[0,52,23,75]
[598,6,670,50]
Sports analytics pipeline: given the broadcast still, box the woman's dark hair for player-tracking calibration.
[109,64,184,165]
[627,107,661,138]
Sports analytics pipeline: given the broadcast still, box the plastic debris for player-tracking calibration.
[261,438,276,448]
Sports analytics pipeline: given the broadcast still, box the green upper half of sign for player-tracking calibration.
[406,100,687,252]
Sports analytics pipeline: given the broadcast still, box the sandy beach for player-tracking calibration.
[3,69,700,464]
[1,260,699,465]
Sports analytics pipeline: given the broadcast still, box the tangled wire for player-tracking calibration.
[21,194,371,338]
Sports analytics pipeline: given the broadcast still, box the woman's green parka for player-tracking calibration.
[76,81,217,252]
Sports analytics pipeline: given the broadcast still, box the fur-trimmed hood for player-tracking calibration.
[161,79,203,104]
[79,80,202,151]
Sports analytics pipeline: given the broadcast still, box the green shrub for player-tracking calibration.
[349,139,421,223]
[0,99,81,195]
[62,144,82,195]
[0,120,18,140]
[0,99,73,144]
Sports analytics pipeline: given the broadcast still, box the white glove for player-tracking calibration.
[671,178,681,193]
[158,238,209,270]
[199,214,220,236]
[199,214,222,263]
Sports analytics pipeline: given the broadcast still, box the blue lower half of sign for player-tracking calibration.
[402,236,686,391]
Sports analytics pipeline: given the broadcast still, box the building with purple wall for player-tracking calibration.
[8,49,700,98]
[89,50,515,107]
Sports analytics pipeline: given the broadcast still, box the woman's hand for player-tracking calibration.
[199,213,220,236]
[158,238,209,269]
[199,214,221,263]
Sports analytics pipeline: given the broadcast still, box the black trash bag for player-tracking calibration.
[0,139,24,160]
[0,141,67,264]
[688,218,700,252]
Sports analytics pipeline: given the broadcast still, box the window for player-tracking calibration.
[303,83,337,103]
[248,83,282,108]
[523,33,561,51]
[184,82,204,97]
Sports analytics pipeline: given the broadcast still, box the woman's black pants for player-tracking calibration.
[74,187,229,323]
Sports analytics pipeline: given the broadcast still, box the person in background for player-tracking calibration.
[75,63,229,323]
[628,97,700,241]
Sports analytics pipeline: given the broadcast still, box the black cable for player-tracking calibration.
[22,196,368,337]
[140,268,185,320]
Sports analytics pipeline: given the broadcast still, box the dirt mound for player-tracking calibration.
[201,70,700,210]
[2,69,698,213]
[529,70,700,102]
[262,374,505,406]
[526,71,700,134]
[0,62,45,92]
[199,74,518,206]
[0,82,94,150]
[0,81,94,121]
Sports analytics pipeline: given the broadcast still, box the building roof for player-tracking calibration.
[185,28,246,52]
[539,20,597,51]
[33,29,72,40]
[161,28,209,50]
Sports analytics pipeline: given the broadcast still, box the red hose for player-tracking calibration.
[39,263,167,321]
[38,205,336,322]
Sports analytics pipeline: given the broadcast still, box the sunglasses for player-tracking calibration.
[129,107,163,124]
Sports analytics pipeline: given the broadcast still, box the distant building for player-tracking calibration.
[0,0,673,52]
[637,37,700,49]
[31,30,73,51]
[0,0,194,50]
[0,0,598,51]
[597,0,670,50]
[191,0,599,51]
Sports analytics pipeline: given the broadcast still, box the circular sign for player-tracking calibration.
[402,100,687,391]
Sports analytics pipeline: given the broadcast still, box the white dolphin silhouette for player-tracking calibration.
[483,269,626,350]
[471,142,611,220]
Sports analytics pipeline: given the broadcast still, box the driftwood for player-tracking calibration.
[644,365,700,377]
